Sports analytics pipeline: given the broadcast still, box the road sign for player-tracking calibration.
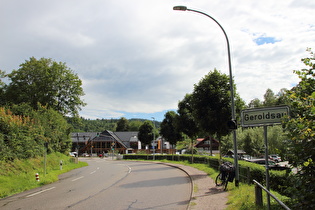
[241,106,289,127]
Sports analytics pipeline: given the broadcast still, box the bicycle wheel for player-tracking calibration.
[223,175,229,190]
[215,173,225,186]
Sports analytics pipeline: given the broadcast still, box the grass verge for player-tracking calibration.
[0,152,87,198]
[145,159,290,210]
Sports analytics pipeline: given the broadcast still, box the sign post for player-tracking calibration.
[241,106,289,210]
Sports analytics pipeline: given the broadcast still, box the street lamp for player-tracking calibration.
[151,117,156,160]
[173,5,239,187]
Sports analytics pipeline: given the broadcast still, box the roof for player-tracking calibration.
[96,130,129,148]
[226,150,246,155]
[71,131,139,149]
[71,132,99,143]
[195,136,219,147]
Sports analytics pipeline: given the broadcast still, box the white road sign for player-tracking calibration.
[241,106,289,127]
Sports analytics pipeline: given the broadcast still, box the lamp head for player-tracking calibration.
[173,6,187,11]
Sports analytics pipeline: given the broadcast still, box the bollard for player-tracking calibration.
[35,173,40,182]
[60,160,63,170]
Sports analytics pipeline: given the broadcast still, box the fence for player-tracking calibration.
[253,180,290,210]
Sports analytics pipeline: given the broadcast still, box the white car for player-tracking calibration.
[69,152,77,157]
[269,154,282,163]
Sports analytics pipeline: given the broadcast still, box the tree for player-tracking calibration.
[0,70,5,88]
[177,94,199,139]
[191,69,231,137]
[0,70,6,105]
[160,111,182,147]
[138,121,153,149]
[263,88,277,106]
[5,57,86,117]
[129,120,143,131]
[0,103,72,161]
[116,117,129,131]
[275,88,289,105]
[177,94,200,158]
[248,98,262,108]
[283,49,315,208]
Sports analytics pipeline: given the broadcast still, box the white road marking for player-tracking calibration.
[71,176,84,181]
[26,187,56,197]
[118,164,132,173]
[90,171,96,174]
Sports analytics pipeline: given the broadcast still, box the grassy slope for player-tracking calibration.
[0,153,87,198]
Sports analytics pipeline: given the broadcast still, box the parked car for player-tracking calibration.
[246,158,289,171]
[81,153,90,157]
[69,152,77,157]
[241,155,253,161]
[269,154,282,163]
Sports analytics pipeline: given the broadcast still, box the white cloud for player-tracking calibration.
[1,0,314,121]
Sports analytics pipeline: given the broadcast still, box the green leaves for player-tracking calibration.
[283,49,315,208]
[160,111,182,145]
[0,105,72,161]
[5,57,86,117]
[138,121,153,147]
[191,69,233,136]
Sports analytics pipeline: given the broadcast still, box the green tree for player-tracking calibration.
[190,69,242,157]
[0,70,6,105]
[116,117,129,131]
[138,121,153,149]
[177,94,200,158]
[160,111,182,147]
[5,57,86,117]
[248,98,262,108]
[275,88,289,105]
[177,94,199,139]
[263,88,277,106]
[283,49,315,208]
[129,120,143,131]
[0,106,46,160]
[34,105,72,154]
[0,70,5,87]
[191,69,231,137]
[9,103,72,154]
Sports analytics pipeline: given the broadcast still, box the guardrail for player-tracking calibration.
[253,180,290,210]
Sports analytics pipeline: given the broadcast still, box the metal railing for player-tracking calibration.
[253,180,290,210]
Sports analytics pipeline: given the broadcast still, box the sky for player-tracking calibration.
[1,0,314,122]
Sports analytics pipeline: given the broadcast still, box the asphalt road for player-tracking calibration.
[0,158,192,210]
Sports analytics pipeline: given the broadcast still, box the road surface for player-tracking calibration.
[0,158,192,210]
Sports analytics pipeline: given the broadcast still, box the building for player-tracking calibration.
[71,130,172,155]
[195,136,219,154]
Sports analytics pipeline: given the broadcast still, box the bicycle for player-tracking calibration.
[215,162,235,190]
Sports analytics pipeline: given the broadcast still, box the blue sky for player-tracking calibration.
[254,37,280,45]
[1,0,314,122]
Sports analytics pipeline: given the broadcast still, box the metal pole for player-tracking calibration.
[152,117,155,160]
[264,125,271,210]
[173,6,239,186]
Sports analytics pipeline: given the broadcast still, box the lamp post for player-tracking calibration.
[173,6,239,187]
[151,117,156,160]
